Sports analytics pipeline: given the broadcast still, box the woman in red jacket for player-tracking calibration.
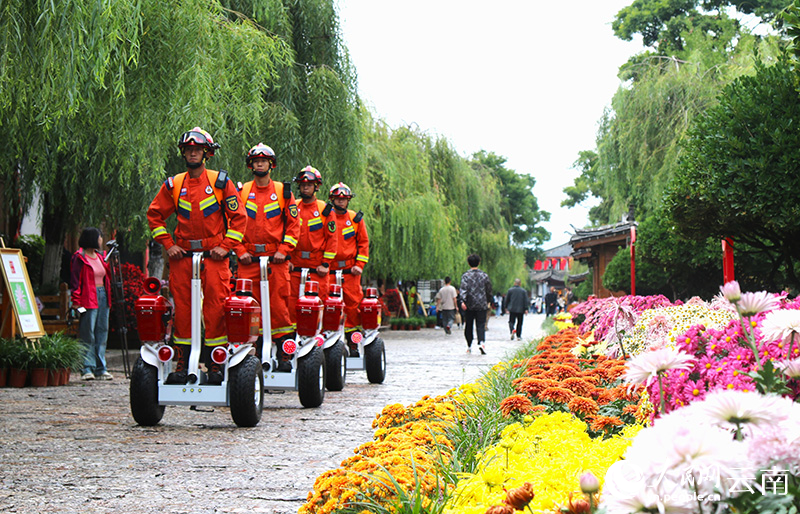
[70,227,113,381]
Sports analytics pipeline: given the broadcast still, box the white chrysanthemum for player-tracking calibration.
[775,357,800,378]
[623,347,694,387]
[692,390,785,431]
[736,291,779,317]
[760,309,800,347]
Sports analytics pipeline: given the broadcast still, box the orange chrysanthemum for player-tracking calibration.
[567,396,599,416]
[560,377,595,396]
[503,482,535,510]
[499,394,534,418]
[589,415,624,432]
[538,386,576,404]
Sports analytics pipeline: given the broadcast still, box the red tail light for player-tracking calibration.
[211,346,228,365]
[157,345,174,362]
[351,331,363,344]
[282,339,297,355]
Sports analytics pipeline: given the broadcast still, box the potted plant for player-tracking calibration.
[28,341,51,387]
[0,337,10,387]
[7,339,31,387]
[57,334,84,385]
[389,318,399,331]
[425,316,437,328]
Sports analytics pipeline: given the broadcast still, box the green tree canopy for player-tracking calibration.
[665,55,800,291]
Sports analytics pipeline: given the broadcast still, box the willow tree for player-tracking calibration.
[220,0,363,184]
[2,0,296,287]
[564,25,782,225]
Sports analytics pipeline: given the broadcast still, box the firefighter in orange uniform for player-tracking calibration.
[327,182,369,356]
[288,166,337,319]
[236,144,300,371]
[147,127,246,385]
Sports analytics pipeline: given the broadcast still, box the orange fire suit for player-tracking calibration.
[328,209,369,333]
[236,179,300,339]
[147,169,246,348]
[288,199,338,321]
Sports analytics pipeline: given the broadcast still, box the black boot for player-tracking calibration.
[165,345,189,384]
[207,361,224,385]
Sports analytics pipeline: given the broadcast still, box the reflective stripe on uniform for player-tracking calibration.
[356,254,369,263]
[225,229,244,242]
[152,226,168,238]
[323,251,336,260]
[271,324,296,336]
[283,235,298,246]
[173,337,191,346]
[206,335,227,347]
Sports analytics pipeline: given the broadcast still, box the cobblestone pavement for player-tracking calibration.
[0,313,545,513]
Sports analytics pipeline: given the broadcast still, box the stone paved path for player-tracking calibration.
[0,313,545,513]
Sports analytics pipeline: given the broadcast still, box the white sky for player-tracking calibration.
[337,1,643,248]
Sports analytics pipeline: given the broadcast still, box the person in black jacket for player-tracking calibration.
[503,278,529,340]
[458,254,492,354]
[544,286,558,317]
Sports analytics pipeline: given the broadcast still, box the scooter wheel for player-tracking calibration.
[130,357,165,426]
[324,339,347,392]
[229,355,264,427]
[297,345,325,408]
[365,337,386,384]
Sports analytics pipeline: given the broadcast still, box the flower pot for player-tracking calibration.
[0,367,7,387]
[61,368,71,386]
[30,368,49,387]
[9,368,27,388]
[48,369,61,386]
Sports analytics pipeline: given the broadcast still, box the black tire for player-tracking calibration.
[297,345,325,407]
[229,355,264,427]
[365,337,386,384]
[130,357,165,426]
[324,340,347,392]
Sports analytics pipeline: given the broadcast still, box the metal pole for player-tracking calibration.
[630,226,636,296]
[105,242,131,378]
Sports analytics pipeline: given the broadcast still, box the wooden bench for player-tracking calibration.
[38,283,77,336]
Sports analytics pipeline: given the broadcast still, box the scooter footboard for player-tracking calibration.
[158,383,229,406]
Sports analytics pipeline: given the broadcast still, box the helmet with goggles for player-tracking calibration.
[294,166,322,184]
[246,143,276,169]
[178,127,219,156]
[328,182,354,199]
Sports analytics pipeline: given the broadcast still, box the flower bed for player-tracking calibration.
[302,283,800,514]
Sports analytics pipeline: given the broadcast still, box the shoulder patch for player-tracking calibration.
[288,204,298,218]
[225,195,239,211]
[166,176,174,190]
[327,220,337,233]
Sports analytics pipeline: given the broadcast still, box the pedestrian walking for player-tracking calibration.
[459,254,492,354]
[434,276,458,335]
[544,286,558,317]
[503,278,528,341]
[71,227,113,381]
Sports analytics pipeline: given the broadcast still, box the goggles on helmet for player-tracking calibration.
[328,182,354,199]
[178,128,219,156]
[246,143,276,169]
[294,167,321,184]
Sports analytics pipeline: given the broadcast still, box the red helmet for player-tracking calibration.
[246,143,276,169]
[328,182,354,199]
[178,127,219,156]
[294,166,322,184]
